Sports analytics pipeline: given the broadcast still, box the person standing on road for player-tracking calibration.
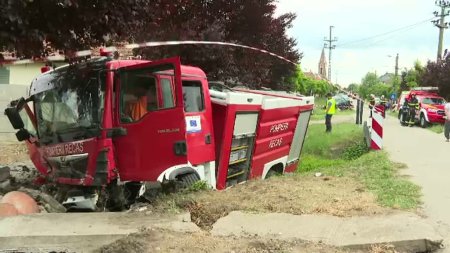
[369,94,376,118]
[325,93,336,133]
[444,101,450,142]
[408,94,419,126]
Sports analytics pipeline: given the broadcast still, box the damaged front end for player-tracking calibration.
[3,60,122,211]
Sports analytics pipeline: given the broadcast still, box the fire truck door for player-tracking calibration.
[114,57,188,181]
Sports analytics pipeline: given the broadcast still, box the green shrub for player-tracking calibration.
[189,180,208,192]
[342,140,369,160]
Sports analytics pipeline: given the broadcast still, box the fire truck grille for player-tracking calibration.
[437,110,445,116]
[47,154,89,179]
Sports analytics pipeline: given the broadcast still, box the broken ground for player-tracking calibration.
[0,122,421,252]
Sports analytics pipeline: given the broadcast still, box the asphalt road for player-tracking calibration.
[383,115,450,252]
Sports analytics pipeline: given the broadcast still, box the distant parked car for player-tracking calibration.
[334,93,353,110]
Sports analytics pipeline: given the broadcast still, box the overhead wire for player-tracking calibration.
[337,17,435,48]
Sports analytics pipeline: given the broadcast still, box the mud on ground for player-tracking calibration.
[97,228,351,253]
[148,174,391,230]
[0,143,29,165]
[98,228,403,253]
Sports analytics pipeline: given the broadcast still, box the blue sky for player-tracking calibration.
[276,0,448,87]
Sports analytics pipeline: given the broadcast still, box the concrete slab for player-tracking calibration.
[211,211,444,252]
[0,212,200,252]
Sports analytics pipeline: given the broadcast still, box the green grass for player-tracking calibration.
[303,123,363,158]
[299,123,421,210]
[387,110,398,118]
[428,124,444,134]
[310,97,354,121]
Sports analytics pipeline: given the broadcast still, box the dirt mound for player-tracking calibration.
[97,228,350,253]
[149,174,389,230]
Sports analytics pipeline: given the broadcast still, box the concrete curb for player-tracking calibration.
[211,211,444,252]
[0,212,200,252]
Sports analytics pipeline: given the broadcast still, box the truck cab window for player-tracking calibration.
[161,78,175,108]
[121,75,158,122]
[182,81,204,112]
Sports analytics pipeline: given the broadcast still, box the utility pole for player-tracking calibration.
[395,53,399,78]
[324,26,337,83]
[433,0,450,61]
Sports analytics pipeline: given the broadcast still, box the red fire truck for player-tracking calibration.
[5,54,313,210]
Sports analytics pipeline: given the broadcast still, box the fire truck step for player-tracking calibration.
[229,158,247,165]
[227,170,246,179]
[231,145,249,151]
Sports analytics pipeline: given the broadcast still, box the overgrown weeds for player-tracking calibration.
[299,124,421,210]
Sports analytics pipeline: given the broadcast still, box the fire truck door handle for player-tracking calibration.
[174,141,187,156]
[205,134,211,144]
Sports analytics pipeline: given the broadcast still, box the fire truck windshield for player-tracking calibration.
[33,61,106,143]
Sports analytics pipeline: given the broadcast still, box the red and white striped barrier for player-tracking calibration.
[369,105,385,150]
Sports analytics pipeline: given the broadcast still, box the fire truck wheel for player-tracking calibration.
[105,182,127,211]
[266,169,281,179]
[420,114,428,128]
[178,173,200,188]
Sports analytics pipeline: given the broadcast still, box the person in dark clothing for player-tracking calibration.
[369,94,376,118]
[400,98,409,126]
[408,94,419,126]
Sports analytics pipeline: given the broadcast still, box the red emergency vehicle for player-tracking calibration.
[397,87,446,127]
[5,54,313,210]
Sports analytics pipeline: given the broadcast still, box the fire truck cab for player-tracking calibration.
[5,56,313,210]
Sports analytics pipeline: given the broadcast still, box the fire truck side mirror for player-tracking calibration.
[4,107,24,130]
[15,129,30,142]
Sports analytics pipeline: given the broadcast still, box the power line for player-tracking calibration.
[337,17,435,48]
[353,23,428,49]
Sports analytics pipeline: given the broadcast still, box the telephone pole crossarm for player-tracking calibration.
[324,26,337,83]
[433,0,450,60]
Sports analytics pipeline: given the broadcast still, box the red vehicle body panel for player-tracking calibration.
[112,58,190,182]
[212,88,313,190]
[213,103,261,190]
[183,78,215,166]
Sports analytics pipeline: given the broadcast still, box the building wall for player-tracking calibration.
[0,63,43,141]
[8,63,44,86]
[0,85,29,142]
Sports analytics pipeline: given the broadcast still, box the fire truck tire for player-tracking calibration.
[420,114,428,128]
[178,173,200,188]
[266,170,281,178]
[106,182,127,211]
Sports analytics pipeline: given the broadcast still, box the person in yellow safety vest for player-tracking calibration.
[325,93,336,133]
[407,94,419,126]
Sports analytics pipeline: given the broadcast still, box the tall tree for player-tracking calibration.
[421,56,450,99]
[0,0,301,89]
